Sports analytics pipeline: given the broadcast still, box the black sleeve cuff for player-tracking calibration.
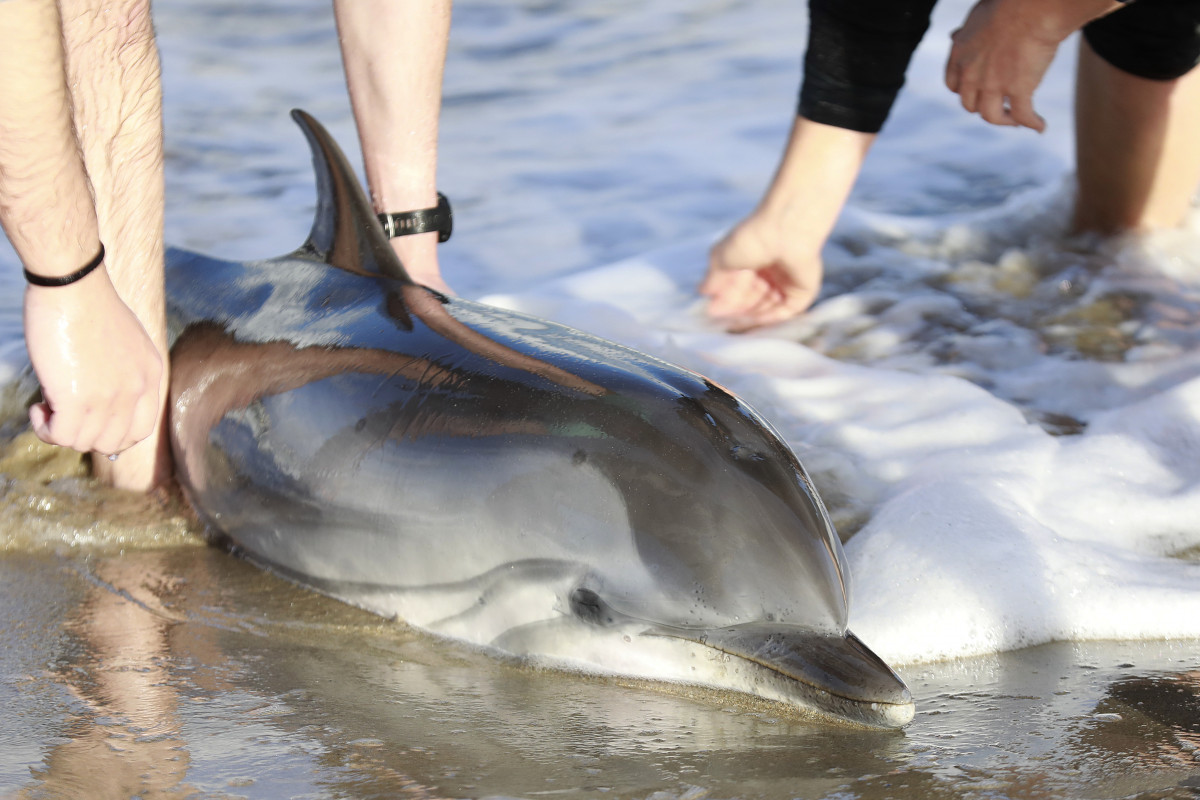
[798,0,938,134]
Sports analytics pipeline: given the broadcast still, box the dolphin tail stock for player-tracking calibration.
[288,108,413,284]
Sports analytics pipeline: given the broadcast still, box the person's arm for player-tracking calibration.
[703,0,933,329]
[0,0,162,464]
[334,0,452,294]
[59,0,172,490]
[702,117,874,329]
[944,0,1124,130]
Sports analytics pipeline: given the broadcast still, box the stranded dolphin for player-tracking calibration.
[165,110,914,728]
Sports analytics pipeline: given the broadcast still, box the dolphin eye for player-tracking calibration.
[570,588,615,626]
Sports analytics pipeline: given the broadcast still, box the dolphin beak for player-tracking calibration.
[692,624,915,728]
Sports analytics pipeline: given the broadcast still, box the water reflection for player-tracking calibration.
[1066,670,1200,796]
[4,537,1200,798]
[8,543,909,798]
[19,552,196,798]
[10,548,439,798]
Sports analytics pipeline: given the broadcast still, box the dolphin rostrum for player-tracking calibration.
[165,110,914,728]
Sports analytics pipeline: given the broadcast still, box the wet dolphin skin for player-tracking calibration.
[165,110,914,728]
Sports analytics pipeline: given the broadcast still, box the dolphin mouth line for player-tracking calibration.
[630,621,914,728]
[567,587,911,723]
[689,637,910,709]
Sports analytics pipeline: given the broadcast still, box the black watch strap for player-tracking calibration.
[377,193,453,243]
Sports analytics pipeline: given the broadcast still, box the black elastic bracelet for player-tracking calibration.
[378,193,453,243]
[24,244,106,287]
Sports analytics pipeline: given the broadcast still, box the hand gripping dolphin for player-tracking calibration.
[165,110,914,728]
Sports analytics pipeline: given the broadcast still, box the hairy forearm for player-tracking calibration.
[60,0,169,488]
[334,0,451,213]
[0,0,102,277]
[0,0,167,487]
[59,0,165,342]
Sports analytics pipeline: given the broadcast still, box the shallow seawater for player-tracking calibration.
[4,0,1200,796]
[0,460,1198,800]
[2,517,1200,799]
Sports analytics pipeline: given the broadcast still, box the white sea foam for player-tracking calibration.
[1,0,1198,665]
[483,210,1200,665]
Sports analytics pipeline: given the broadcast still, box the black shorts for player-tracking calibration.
[1083,0,1200,81]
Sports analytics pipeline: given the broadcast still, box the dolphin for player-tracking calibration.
[165,110,914,728]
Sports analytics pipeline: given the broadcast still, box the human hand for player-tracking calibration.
[23,266,163,458]
[701,216,823,331]
[944,0,1066,131]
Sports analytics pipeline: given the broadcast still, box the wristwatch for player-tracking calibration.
[377,193,453,243]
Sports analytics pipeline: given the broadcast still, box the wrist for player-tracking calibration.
[389,235,449,294]
[756,177,852,252]
[370,185,438,215]
[377,193,453,243]
[733,201,826,265]
[22,243,106,288]
[24,262,115,318]
[1003,0,1119,42]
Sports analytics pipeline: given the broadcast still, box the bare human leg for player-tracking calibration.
[58,0,172,490]
[1073,39,1200,234]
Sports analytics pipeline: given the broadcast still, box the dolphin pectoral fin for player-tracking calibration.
[289,109,413,284]
[687,625,914,729]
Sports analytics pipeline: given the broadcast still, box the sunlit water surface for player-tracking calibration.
[2,0,1200,797]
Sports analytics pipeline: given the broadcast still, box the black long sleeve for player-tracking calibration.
[799,0,940,133]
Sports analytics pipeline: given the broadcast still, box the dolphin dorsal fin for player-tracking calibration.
[290,109,413,283]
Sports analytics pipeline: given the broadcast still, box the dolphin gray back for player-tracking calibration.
[164,110,912,727]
